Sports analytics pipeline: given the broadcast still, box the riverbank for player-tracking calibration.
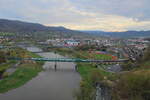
[0,61,17,74]
[46,46,150,100]
[0,62,43,93]
[0,49,80,100]
[47,48,117,100]
[0,48,44,93]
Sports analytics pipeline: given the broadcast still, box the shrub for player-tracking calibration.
[0,51,6,63]
[142,46,150,62]
[113,70,150,100]
[89,69,104,85]
[2,72,9,78]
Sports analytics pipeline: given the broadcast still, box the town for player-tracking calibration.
[0,30,150,100]
[0,0,150,99]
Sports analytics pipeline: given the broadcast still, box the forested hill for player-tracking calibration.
[0,19,87,38]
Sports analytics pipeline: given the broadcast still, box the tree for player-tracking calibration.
[142,46,150,62]
[0,51,6,63]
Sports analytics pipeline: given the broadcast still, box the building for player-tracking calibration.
[65,40,80,46]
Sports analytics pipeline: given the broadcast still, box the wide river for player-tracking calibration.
[0,47,81,100]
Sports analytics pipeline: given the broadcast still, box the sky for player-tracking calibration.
[0,0,150,31]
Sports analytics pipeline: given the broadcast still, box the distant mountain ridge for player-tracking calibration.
[83,30,150,38]
[0,19,150,38]
[0,19,71,32]
[0,19,87,38]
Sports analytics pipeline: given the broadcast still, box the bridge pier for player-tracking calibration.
[54,62,57,71]
[95,64,98,68]
[75,65,78,72]
[54,51,57,71]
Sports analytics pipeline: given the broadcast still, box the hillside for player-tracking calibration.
[0,19,88,38]
[112,46,150,100]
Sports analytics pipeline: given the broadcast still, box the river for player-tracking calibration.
[0,47,81,100]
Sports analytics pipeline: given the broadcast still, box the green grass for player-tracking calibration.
[26,50,42,58]
[76,51,113,60]
[0,48,44,93]
[0,61,17,72]
[0,63,12,72]
[0,32,15,36]
[93,54,112,60]
[77,63,116,81]
[141,61,150,68]
[0,63,42,93]
[77,63,92,79]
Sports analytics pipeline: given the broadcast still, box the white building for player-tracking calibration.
[65,40,80,46]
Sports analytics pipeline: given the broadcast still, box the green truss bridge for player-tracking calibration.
[8,57,128,63]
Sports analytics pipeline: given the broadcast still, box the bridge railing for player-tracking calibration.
[7,57,129,63]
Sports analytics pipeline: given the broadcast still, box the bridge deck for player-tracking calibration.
[8,57,128,63]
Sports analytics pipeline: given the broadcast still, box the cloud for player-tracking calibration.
[0,0,150,31]
[72,0,150,21]
[46,13,150,32]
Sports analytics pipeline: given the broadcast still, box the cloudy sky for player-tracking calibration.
[0,0,150,31]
